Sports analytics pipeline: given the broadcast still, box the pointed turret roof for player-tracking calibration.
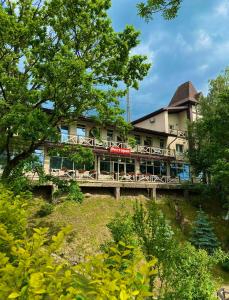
[168,81,200,107]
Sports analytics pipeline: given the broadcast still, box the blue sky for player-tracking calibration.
[109,0,229,120]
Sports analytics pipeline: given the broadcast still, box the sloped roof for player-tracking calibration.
[168,81,199,107]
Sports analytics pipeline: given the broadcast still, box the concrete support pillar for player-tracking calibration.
[43,148,50,175]
[97,156,100,179]
[114,187,120,200]
[150,188,157,200]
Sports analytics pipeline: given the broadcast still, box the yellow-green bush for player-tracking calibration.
[0,185,156,299]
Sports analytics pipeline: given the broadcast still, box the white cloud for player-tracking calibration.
[198,64,209,72]
[175,33,193,52]
[195,29,212,50]
[215,0,229,16]
[131,42,155,63]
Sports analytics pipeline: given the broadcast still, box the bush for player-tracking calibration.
[37,203,54,217]
[221,257,229,272]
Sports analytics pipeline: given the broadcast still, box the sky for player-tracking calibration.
[108,0,229,121]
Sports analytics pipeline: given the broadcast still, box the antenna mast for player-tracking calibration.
[126,87,131,122]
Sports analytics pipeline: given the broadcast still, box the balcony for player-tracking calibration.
[56,134,179,158]
[169,129,187,138]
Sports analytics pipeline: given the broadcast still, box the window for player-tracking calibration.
[176,144,184,153]
[50,157,62,169]
[34,149,44,166]
[77,125,86,137]
[144,137,152,146]
[160,139,165,149]
[107,130,113,141]
[60,126,69,143]
[170,163,190,180]
[134,135,141,145]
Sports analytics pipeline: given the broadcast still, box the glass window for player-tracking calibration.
[50,157,62,169]
[107,130,113,141]
[61,126,69,143]
[34,149,44,165]
[159,139,165,149]
[126,163,135,173]
[77,125,86,137]
[144,137,152,146]
[134,135,141,145]
[62,158,74,170]
[100,161,111,173]
[176,144,184,153]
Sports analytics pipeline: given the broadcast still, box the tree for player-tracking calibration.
[137,0,182,21]
[132,202,219,300]
[188,69,229,206]
[0,0,150,180]
[190,209,219,254]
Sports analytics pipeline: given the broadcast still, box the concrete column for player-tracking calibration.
[97,156,100,179]
[43,148,50,175]
[150,188,157,200]
[114,187,120,200]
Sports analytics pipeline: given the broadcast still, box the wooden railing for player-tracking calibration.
[169,129,187,138]
[60,134,176,158]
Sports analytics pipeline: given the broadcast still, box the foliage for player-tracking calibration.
[188,68,229,207]
[37,203,54,218]
[137,0,182,21]
[107,212,136,245]
[0,185,27,245]
[221,256,229,272]
[48,145,94,169]
[132,201,219,300]
[75,241,157,300]
[190,209,220,254]
[127,136,137,148]
[66,181,84,203]
[0,0,150,179]
[0,185,157,299]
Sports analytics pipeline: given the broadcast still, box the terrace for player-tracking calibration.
[59,134,184,159]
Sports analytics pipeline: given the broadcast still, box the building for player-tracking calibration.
[37,81,200,184]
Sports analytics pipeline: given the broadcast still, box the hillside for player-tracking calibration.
[28,194,229,286]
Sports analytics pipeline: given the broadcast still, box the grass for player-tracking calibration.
[28,193,229,285]
[28,195,147,263]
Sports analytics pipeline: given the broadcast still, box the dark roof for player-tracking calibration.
[168,81,199,107]
[132,126,176,137]
[131,108,165,125]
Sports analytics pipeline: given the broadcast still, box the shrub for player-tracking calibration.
[37,203,54,217]
[221,257,229,272]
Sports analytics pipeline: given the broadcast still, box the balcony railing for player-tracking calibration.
[58,134,180,158]
[169,129,187,138]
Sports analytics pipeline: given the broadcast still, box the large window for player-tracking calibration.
[107,130,113,141]
[134,135,141,145]
[140,160,166,175]
[170,163,190,180]
[159,139,165,149]
[50,156,93,171]
[176,144,184,153]
[34,149,44,165]
[100,156,135,175]
[60,126,69,142]
[144,137,152,146]
[77,125,86,137]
